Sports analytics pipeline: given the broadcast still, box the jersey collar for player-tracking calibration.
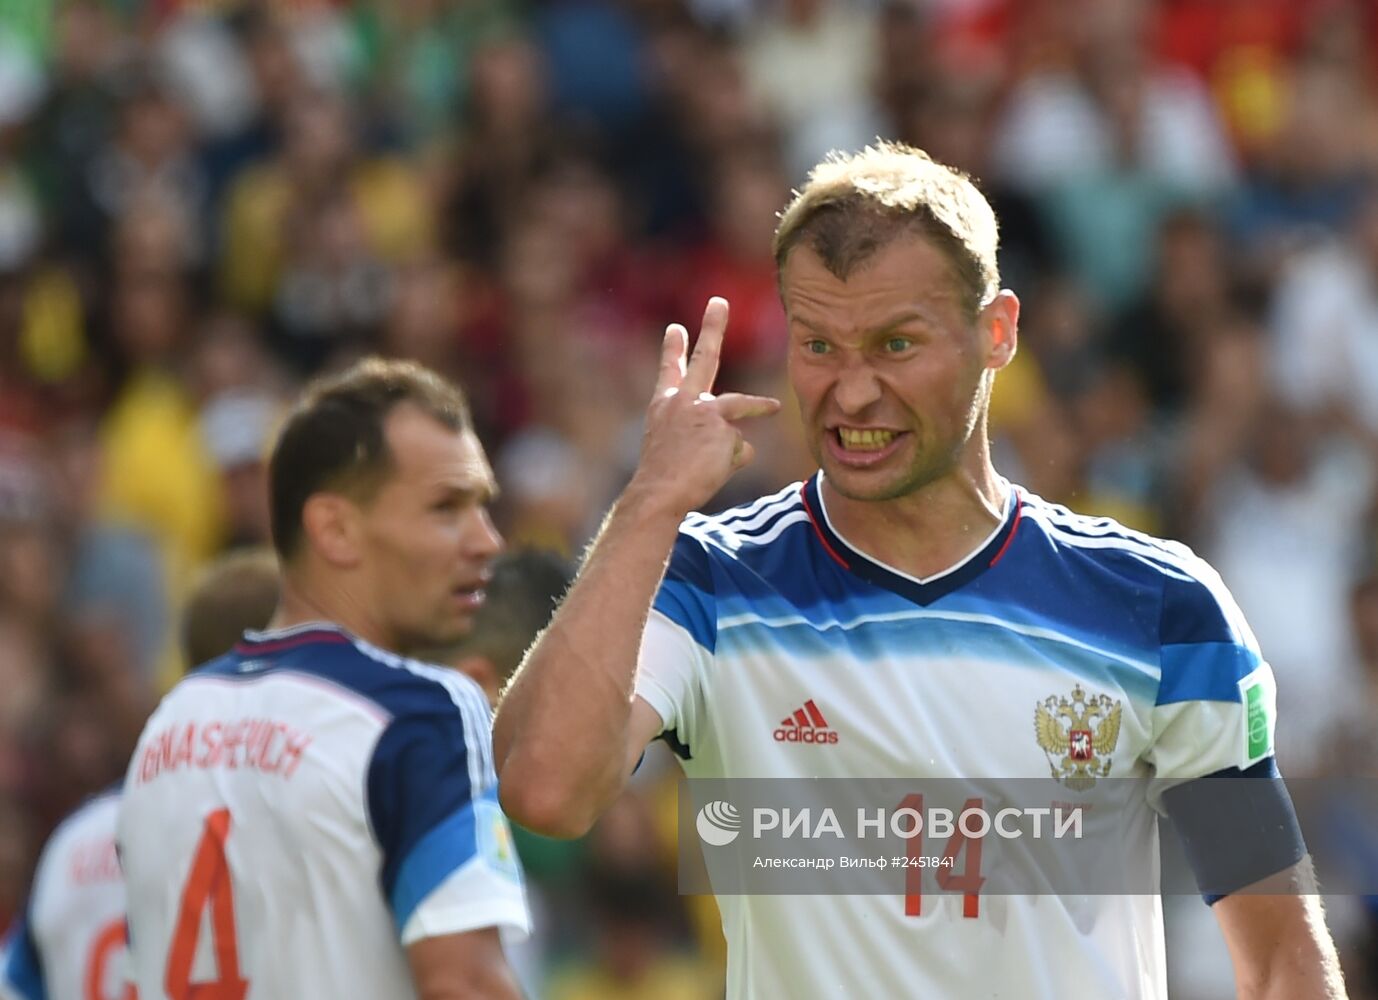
[235,621,353,654]
[801,471,1022,606]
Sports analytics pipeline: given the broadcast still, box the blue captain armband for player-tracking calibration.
[1161,758,1306,904]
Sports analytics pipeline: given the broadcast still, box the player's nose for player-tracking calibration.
[832,359,883,414]
[464,507,505,561]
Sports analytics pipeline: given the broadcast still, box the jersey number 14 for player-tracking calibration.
[899,794,986,919]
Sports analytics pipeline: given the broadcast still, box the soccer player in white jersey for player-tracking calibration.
[0,792,131,1000]
[118,360,529,1000]
[0,549,280,1000]
[494,142,1348,998]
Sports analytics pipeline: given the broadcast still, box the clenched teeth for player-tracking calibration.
[838,428,896,450]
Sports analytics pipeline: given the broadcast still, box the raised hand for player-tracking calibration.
[628,297,781,519]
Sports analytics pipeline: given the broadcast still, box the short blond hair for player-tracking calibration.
[182,547,280,668]
[773,141,1000,317]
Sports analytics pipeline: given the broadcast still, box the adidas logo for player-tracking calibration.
[773,699,839,744]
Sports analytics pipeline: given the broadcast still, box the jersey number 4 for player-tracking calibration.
[166,808,249,1000]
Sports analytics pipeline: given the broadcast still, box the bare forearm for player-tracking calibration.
[495,298,779,836]
[1235,932,1346,1000]
[1221,883,1348,1000]
[414,966,524,1000]
[493,487,681,836]
[409,929,525,1000]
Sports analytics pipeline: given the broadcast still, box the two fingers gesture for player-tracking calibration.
[636,297,781,517]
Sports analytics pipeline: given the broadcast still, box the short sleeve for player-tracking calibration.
[366,678,530,946]
[1145,559,1279,804]
[0,903,45,1000]
[636,530,716,760]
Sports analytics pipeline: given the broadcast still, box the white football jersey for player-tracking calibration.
[117,624,529,1000]
[635,475,1279,1000]
[0,791,131,1000]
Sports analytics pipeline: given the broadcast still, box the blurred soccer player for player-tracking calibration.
[181,549,281,669]
[118,360,529,1000]
[495,143,1347,998]
[450,550,570,707]
[0,548,280,1000]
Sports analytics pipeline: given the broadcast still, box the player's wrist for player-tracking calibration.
[616,478,691,534]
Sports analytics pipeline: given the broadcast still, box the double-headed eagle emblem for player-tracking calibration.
[1034,685,1122,791]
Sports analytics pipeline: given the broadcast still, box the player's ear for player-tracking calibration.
[302,493,364,568]
[980,290,1019,371]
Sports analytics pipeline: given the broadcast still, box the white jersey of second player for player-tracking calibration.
[0,790,131,1000]
[636,475,1279,1000]
[117,623,529,1000]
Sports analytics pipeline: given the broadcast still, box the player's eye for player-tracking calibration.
[883,336,913,353]
[804,339,830,355]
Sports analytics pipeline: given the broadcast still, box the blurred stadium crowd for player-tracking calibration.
[0,0,1376,995]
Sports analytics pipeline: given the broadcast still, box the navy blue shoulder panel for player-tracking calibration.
[203,627,478,722]
[1159,570,1241,647]
[653,531,718,653]
[206,628,492,929]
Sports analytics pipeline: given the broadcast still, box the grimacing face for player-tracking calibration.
[356,406,503,654]
[782,234,1014,503]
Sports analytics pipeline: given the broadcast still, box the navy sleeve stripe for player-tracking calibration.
[390,788,493,932]
[1157,642,1260,705]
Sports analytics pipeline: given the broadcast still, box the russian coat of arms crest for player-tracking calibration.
[1034,685,1123,791]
